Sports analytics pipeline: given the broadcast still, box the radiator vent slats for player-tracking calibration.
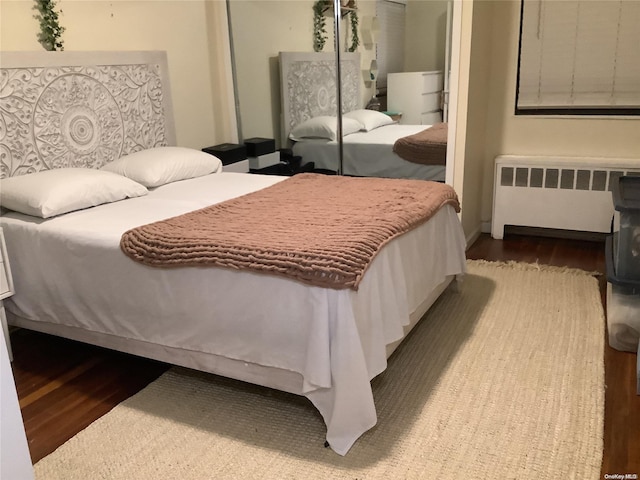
[560,169,574,189]
[500,167,514,186]
[576,170,590,190]
[609,171,624,191]
[492,157,640,240]
[593,171,607,191]
[498,166,639,192]
[530,168,543,188]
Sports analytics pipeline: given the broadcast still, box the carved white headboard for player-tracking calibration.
[0,51,175,178]
[279,51,361,146]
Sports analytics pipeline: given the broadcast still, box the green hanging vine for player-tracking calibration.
[313,1,327,52]
[313,0,359,53]
[347,3,359,53]
[34,0,65,51]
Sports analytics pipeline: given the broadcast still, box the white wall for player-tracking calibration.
[405,0,448,72]
[459,0,493,241]
[0,0,235,150]
[228,0,313,145]
[447,0,473,239]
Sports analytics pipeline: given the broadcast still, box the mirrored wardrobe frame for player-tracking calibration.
[225,0,463,186]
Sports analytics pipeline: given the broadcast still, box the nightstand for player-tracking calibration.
[0,228,15,360]
[202,143,250,173]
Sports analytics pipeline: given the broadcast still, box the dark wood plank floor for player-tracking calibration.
[11,330,169,463]
[8,233,640,476]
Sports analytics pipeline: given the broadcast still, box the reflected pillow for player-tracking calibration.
[289,116,363,141]
[101,146,222,187]
[344,109,395,132]
[0,168,148,218]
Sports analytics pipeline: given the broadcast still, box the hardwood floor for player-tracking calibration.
[8,233,640,476]
[11,330,169,464]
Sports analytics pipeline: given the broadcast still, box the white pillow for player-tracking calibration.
[101,146,222,187]
[0,168,148,218]
[289,116,363,141]
[344,109,395,132]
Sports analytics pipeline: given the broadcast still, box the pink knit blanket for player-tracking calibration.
[393,123,448,165]
[120,173,460,290]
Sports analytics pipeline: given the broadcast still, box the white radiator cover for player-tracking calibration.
[492,155,640,240]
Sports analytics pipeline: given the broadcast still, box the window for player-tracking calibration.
[516,0,640,116]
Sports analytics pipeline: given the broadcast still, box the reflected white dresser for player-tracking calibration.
[387,71,444,125]
[0,227,15,360]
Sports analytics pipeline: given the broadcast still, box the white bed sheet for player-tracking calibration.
[292,124,446,180]
[0,172,466,455]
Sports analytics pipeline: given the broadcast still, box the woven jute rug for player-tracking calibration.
[35,260,605,479]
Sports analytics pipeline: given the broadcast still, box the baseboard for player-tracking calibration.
[465,224,482,250]
[504,226,607,242]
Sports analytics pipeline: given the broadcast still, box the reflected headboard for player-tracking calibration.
[279,51,360,146]
[0,51,175,178]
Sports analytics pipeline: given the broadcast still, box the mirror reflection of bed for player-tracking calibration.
[280,51,447,180]
[227,0,452,181]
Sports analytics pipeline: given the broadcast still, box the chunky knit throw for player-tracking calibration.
[393,123,448,165]
[120,173,460,290]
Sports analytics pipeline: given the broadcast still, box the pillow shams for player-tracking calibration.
[343,109,395,132]
[0,168,148,218]
[101,146,222,187]
[289,116,362,141]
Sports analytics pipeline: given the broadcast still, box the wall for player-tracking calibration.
[458,0,494,241]
[228,0,313,144]
[447,0,473,239]
[0,0,235,150]
[405,0,448,72]
[479,0,640,223]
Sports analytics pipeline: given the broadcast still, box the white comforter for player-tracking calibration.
[0,172,466,455]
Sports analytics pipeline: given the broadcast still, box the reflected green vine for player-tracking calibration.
[347,3,359,53]
[313,0,359,53]
[313,1,327,52]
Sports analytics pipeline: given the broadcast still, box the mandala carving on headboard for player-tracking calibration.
[279,52,361,142]
[0,55,172,178]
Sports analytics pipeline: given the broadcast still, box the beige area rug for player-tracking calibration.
[35,260,605,480]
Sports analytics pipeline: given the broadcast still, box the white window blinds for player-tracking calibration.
[517,0,640,113]
[375,0,406,91]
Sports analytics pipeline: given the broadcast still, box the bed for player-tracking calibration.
[0,51,467,456]
[279,52,447,180]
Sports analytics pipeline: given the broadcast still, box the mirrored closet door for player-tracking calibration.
[226,0,454,180]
